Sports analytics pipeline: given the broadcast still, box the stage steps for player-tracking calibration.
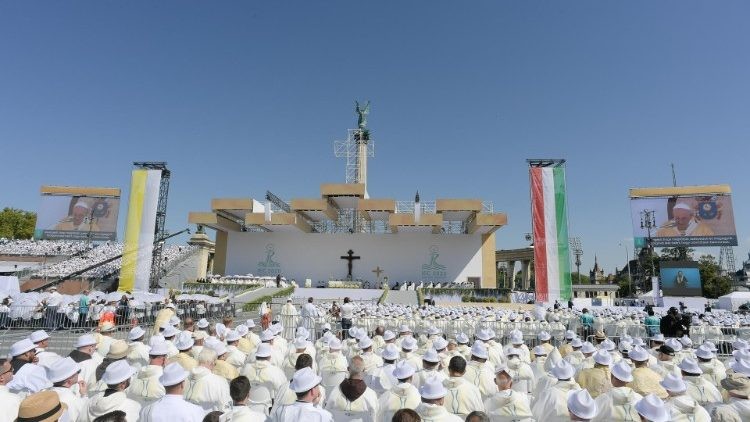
[384,290,419,306]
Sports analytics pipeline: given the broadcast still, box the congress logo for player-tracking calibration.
[257,243,281,276]
[421,245,447,280]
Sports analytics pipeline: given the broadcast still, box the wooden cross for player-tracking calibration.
[340,249,360,279]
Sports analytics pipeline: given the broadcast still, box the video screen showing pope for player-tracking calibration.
[34,186,120,241]
[629,185,737,248]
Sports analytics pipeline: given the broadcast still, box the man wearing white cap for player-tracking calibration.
[592,360,642,422]
[483,362,532,422]
[455,333,471,360]
[531,360,582,421]
[126,326,150,370]
[629,346,668,399]
[400,337,423,371]
[503,347,535,396]
[191,331,207,360]
[244,319,261,352]
[695,344,726,386]
[659,373,711,421]
[576,350,613,399]
[655,202,713,237]
[69,334,102,389]
[185,348,232,413]
[634,394,670,422]
[47,357,86,422]
[503,330,530,364]
[358,336,384,374]
[462,342,497,400]
[0,358,21,422]
[364,343,398,395]
[9,339,37,374]
[225,330,248,369]
[563,338,586,368]
[325,356,379,422]
[85,360,141,421]
[320,338,349,392]
[241,343,288,397]
[171,331,199,371]
[413,375,462,422]
[160,324,180,358]
[140,362,205,421]
[442,356,485,419]
[376,361,421,422]
[568,389,597,422]
[257,328,284,367]
[711,374,750,421]
[280,299,299,340]
[559,331,577,358]
[127,340,168,406]
[270,367,333,422]
[678,357,722,406]
[283,337,318,380]
[29,330,59,367]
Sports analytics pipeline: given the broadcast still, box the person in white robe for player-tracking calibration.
[659,373,711,422]
[47,357,88,422]
[280,300,299,340]
[483,363,533,422]
[241,343,288,399]
[29,330,60,368]
[270,367,333,422]
[325,356,379,422]
[414,376,463,422]
[228,375,269,422]
[140,363,206,422]
[127,340,167,407]
[592,360,643,422]
[531,360,582,421]
[320,338,350,393]
[185,347,232,412]
[677,357,722,407]
[0,359,21,422]
[126,326,151,370]
[462,342,497,400]
[376,360,421,422]
[414,348,446,390]
[85,360,141,422]
[443,355,485,419]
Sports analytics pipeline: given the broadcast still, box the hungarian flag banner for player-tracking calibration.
[530,166,573,302]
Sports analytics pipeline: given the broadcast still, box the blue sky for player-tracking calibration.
[1,1,749,275]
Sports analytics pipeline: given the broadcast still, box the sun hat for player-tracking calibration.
[159,362,189,387]
[470,342,489,360]
[149,340,169,357]
[567,389,597,420]
[17,391,66,422]
[419,376,448,399]
[383,330,396,341]
[455,333,469,344]
[29,330,50,344]
[401,337,417,351]
[581,342,597,354]
[255,343,273,358]
[174,332,194,351]
[101,360,136,385]
[695,345,716,360]
[381,344,399,361]
[533,345,547,356]
[593,350,613,366]
[197,318,209,329]
[422,349,440,364]
[678,357,702,375]
[46,357,80,384]
[551,360,576,380]
[538,331,551,341]
[128,326,146,342]
[611,360,633,382]
[10,339,36,357]
[432,337,448,351]
[392,361,416,380]
[635,394,670,422]
[628,346,649,362]
[106,340,129,359]
[660,373,687,393]
[289,367,322,393]
[75,334,97,348]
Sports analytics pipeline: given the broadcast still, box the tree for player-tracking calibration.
[0,208,36,239]
[660,247,695,261]
[699,254,733,298]
[571,272,589,284]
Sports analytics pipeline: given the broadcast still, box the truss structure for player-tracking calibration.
[334,129,375,184]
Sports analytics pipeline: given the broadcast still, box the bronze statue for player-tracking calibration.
[355,100,370,130]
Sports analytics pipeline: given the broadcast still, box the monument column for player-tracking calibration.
[521,260,531,290]
[506,260,516,289]
[187,228,215,280]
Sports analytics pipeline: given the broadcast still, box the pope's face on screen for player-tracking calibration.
[673,208,692,231]
[72,205,87,225]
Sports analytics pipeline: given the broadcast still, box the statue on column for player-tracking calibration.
[355,100,370,130]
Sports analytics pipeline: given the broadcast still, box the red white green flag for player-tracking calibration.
[530,166,573,302]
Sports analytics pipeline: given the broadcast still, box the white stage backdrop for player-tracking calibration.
[225,233,484,285]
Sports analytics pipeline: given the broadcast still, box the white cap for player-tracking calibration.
[381,344,399,360]
[678,357,702,375]
[611,360,633,382]
[565,330,577,340]
[567,389,597,420]
[225,330,241,343]
[399,324,411,333]
[673,202,693,212]
[695,345,715,360]
[618,341,633,353]
[197,318,209,329]
[128,326,146,341]
[635,394,670,422]
[651,333,665,342]
[169,316,180,326]
[11,339,36,357]
[322,323,331,331]
[505,347,522,357]
[533,345,547,356]
[593,350,613,366]
[571,338,583,348]
[236,325,249,336]
[245,319,255,328]
[160,362,189,387]
[101,360,135,385]
[255,343,273,358]
[432,337,448,351]
[422,348,440,363]
[326,338,342,351]
[551,360,576,380]
[289,367,322,393]
[392,360,416,380]
[679,335,693,348]
[401,337,417,351]
[510,331,524,345]
[730,359,750,377]
[702,341,718,353]
[161,325,179,338]
[294,337,308,350]
[427,326,441,336]
[476,328,492,341]
[419,376,447,399]
[149,335,165,347]
[383,330,396,341]
[660,373,687,393]
[471,341,489,360]
[260,329,275,342]
[174,332,194,351]
[456,333,469,344]
[358,337,373,350]
[581,342,596,354]
[29,330,49,343]
[599,339,616,352]
[46,357,80,383]
[665,338,683,352]
[538,331,551,341]
[732,339,749,350]
[629,345,649,362]
[76,334,97,348]
[149,340,170,356]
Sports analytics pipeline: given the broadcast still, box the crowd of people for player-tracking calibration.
[1,295,750,421]
[0,239,93,257]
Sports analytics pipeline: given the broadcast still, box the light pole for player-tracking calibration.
[620,243,633,297]
[640,209,657,288]
[570,237,582,283]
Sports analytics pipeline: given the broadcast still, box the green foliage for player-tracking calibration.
[461,295,499,303]
[0,208,36,240]
[571,272,589,284]
[660,247,695,261]
[241,286,296,312]
[698,254,733,298]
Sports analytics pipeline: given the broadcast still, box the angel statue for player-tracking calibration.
[355,100,370,130]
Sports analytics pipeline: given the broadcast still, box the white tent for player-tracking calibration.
[718,292,750,311]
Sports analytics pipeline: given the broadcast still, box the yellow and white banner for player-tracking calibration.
[119,169,161,292]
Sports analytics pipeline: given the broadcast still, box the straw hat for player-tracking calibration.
[17,391,66,422]
[106,340,129,359]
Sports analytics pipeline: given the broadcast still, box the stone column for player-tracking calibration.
[521,260,531,290]
[506,260,516,289]
[187,230,215,280]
